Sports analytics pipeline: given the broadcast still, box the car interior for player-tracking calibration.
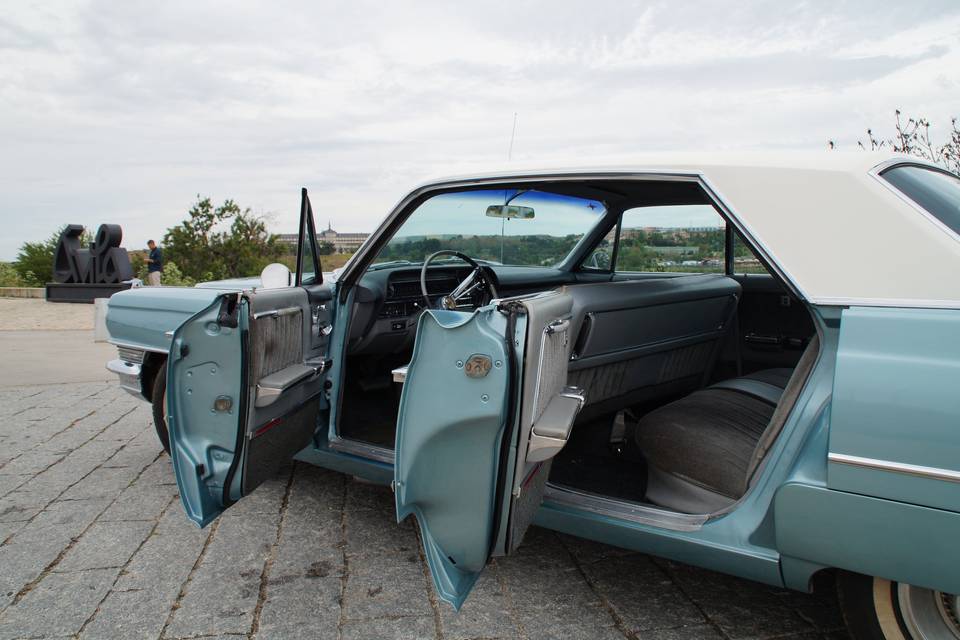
[331,177,818,517]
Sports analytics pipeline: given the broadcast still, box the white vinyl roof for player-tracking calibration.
[421,152,960,309]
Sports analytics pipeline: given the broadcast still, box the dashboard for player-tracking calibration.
[346,264,579,356]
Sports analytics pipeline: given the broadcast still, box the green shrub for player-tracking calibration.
[0,262,24,287]
[136,260,195,287]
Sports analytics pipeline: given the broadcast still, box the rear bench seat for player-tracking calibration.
[560,274,741,418]
[635,335,820,514]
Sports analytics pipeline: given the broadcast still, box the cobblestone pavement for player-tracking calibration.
[0,383,850,640]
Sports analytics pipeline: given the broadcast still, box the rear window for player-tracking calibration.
[881,165,960,236]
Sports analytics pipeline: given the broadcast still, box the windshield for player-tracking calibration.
[372,189,607,267]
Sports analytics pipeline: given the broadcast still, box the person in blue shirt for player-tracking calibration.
[146,240,163,286]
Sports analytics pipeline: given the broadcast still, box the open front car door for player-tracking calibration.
[167,188,331,527]
[394,290,584,608]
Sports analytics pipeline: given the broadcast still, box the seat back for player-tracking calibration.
[744,333,820,489]
[561,274,741,415]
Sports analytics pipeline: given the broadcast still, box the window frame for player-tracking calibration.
[578,203,735,277]
[337,173,804,303]
[876,161,960,243]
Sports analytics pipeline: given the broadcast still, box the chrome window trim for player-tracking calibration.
[868,158,960,248]
[829,452,960,483]
[812,297,960,310]
[542,483,708,532]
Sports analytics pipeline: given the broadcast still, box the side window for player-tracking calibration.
[731,233,770,275]
[296,189,322,286]
[881,164,960,236]
[580,224,617,271]
[616,204,725,274]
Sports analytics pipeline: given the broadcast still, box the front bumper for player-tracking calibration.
[106,356,146,399]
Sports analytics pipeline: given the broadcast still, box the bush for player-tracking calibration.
[0,262,24,287]
[136,260,195,287]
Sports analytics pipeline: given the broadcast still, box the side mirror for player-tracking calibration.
[259,263,292,289]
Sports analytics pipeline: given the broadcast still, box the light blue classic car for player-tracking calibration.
[106,154,960,640]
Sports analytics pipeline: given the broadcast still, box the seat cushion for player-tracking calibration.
[636,387,778,501]
[743,367,793,389]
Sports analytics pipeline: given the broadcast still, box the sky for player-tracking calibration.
[2,0,959,260]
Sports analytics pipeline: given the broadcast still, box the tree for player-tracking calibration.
[162,196,284,282]
[830,111,960,174]
[318,241,336,256]
[13,226,93,287]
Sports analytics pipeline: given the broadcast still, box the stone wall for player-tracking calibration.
[0,287,45,299]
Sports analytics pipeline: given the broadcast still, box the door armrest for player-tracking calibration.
[255,364,317,408]
[527,387,585,463]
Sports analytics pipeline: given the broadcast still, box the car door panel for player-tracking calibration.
[168,287,330,527]
[395,291,581,609]
[394,307,513,604]
[828,306,960,513]
[167,295,247,527]
[733,274,814,370]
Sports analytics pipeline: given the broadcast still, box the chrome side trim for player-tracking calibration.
[543,483,708,532]
[829,452,960,483]
[108,339,169,355]
[328,435,396,464]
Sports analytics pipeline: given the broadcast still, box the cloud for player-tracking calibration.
[1,0,959,260]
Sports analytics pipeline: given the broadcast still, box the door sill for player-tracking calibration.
[329,434,395,464]
[542,483,708,532]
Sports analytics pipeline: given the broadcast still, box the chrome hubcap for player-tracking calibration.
[898,584,960,640]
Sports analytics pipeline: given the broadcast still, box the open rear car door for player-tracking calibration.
[167,190,332,526]
[394,290,584,608]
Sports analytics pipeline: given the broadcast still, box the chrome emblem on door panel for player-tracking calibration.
[464,354,493,378]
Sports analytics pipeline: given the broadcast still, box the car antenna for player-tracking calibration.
[507,112,518,161]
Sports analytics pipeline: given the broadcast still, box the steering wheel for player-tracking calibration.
[420,251,499,310]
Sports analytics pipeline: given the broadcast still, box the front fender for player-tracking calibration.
[105,287,231,353]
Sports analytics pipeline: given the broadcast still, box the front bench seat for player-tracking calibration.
[635,335,819,514]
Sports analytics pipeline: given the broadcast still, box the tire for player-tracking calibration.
[151,361,171,454]
[838,571,960,640]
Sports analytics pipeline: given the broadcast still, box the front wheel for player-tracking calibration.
[838,571,960,640]
[151,361,171,454]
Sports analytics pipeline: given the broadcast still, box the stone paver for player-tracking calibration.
[0,383,850,640]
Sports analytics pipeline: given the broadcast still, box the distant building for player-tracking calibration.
[276,221,370,253]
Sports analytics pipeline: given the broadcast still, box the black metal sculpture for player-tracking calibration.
[47,224,134,303]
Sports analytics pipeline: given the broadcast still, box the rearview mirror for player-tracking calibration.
[486,204,535,219]
[259,263,292,289]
